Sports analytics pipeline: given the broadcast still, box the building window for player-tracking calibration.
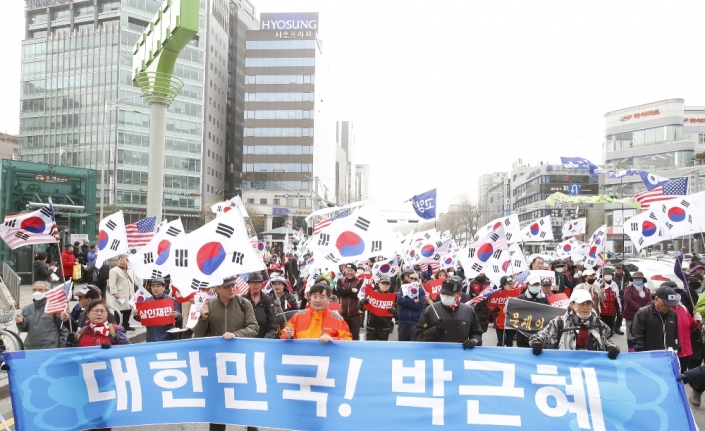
[273,198,280,205]
[299,199,306,208]
[260,198,267,205]
[247,198,255,204]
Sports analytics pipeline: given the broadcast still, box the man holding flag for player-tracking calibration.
[15,281,69,350]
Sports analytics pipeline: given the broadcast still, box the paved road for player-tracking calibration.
[0,317,702,430]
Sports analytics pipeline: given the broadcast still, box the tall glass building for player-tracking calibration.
[18,0,234,232]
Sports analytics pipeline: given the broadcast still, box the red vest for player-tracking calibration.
[600,288,617,317]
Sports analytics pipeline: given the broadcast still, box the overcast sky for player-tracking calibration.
[2,0,705,216]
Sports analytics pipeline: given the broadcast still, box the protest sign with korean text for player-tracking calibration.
[504,298,566,333]
[135,299,176,326]
[363,289,396,317]
[486,288,522,309]
[548,293,570,309]
[423,279,443,300]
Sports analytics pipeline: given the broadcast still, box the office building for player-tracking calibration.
[603,98,705,254]
[355,163,369,201]
[0,133,20,161]
[17,0,233,231]
[477,172,508,226]
[242,12,337,232]
[335,120,355,204]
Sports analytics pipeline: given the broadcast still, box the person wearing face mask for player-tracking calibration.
[598,268,621,334]
[358,275,396,341]
[612,264,631,335]
[573,269,600,313]
[622,271,652,349]
[417,277,483,349]
[15,281,69,350]
[243,272,278,339]
[490,276,517,347]
[529,290,619,358]
[551,261,570,294]
[515,275,549,348]
[335,263,364,340]
[667,281,703,376]
[630,284,680,354]
[467,273,492,333]
[397,272,426,341]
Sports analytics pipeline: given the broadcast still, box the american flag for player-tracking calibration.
[126,216,157,248]
[234,276,249,296]
[313,209,350,235]
[635,177,689,210]
[44,281,72,315]
[467,286,494,306]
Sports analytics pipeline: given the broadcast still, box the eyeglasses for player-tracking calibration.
[90,309,107,314]
[409,277,419,281]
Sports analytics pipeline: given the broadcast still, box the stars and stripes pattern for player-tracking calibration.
[467,286,494,306]
[635,178,689,210]
[126,216,157,248]
[234,276,250,296]
[44,281,72,315]
[313,209,350,235]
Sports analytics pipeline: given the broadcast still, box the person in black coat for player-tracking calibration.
[33,252,56,284]
[630,285,680,352]
[358,275,396,341]
[242,272,277,339]
[467,274,492,333]
[515,275,550,347]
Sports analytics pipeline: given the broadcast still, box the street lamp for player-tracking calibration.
[100,96,144,221]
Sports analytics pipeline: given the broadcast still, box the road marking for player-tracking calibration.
[0,416,14,430]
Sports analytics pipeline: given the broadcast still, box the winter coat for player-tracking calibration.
[673,304,699,358]
[682,365,705,393]
[108,266,137,311]
[133,294,181,342]
[397,286,426,325]
[335,277,363,317]
[630,303,679,352]
[33,261,54,283]
[76,323,130,347]
[622,284,652,320]
[243,292,277,338]
[573,282,600,313]
[599,282,620,317]
[16,299,69,350]
[361,285,395,332]
[417,302,483,344]
[87,251,98,267]
[613,270,632,291]
[61,250,76,278]
[515,291,549,345]
[269,290,299,312]
[281,307,352,340]
[529,309,617,352]
[468,278,492,332]
[193,295,259,338]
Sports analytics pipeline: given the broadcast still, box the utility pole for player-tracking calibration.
[314,176,320,211]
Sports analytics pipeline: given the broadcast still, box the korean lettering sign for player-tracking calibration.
[136,299,176,326]
[5,338,695,431]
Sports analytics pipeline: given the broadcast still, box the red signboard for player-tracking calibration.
[548,293,570,309]
[136,299,176,327]
[363,290,397,317]
[487,288,522,308]
[424,279,444,300]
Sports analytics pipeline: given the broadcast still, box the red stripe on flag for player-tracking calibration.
[313,218,332,235]
[44,286,67,315]
[126,224,154,248]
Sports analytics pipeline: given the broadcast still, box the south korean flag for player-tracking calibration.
[458,226,509,287]
[477,215,521,244]
[520,216,554,242]
[130,218,186,280]
[584,224,607,268]
[95,211,128,267]
[624,210,666,252]
[657,194,702,239]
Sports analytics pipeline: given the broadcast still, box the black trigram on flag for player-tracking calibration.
[318,233,330,247]
[471,263,483,272]
[110,239,120,251]
[371,241,382,253]
[539,232,546,238]
[492,249,502,259]
[14,232,29,241]
[648,212,658,221]
[231,251,244,265]
[39,207,52,219]
[106,220,117,231]
[215,223,235,238]
[355,217,371,231]
[638,238,644,246]
[191,279,209,290]
[665,222,674,230]
[539,219,545,226]
[324,253,340,263]
[630,222,638,231]
[166,227,181,237]
[151,270,163,278]
[143,252,154,264]
[4,219,16,228]
[424,233,431,240]
[175,249,188,267]
[514,259,522,267]
[489,233,499,242]
[682,200,690,208]
[506,233,513,242]
[435,241,443,248]
[433,253,441,261]
[468,248,476,258]
[492,265,500,273]
[504,218,511,226]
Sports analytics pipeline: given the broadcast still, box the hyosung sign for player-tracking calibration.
[260,12,319,31]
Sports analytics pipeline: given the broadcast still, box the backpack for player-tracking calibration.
[97,263,110,281]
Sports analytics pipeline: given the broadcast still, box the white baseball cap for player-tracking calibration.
[570,289,593,304]
[583,269,596,276]
[526,275,541,286]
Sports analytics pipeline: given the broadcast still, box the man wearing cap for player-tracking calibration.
[598,268,621,334]
[335,263,364,340]
[490,276,517,347]
[243,272,277,339]
[397,272,425,341]
[530,290,619,357]
[630,284,680,352]
[132,277,180,342]
[622,271,652,349]
[417,277,483,349]
[358,275,396,341]
[540,278,554,297]
[515,274,550,348]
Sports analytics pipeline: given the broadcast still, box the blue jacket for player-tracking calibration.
[397,287,426,325]
[134,294,181,342]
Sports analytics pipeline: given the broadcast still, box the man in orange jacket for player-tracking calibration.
[281,282,352,342]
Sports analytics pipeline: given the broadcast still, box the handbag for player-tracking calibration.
[72,263,82,280]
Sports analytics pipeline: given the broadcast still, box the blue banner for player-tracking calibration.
[407,188,437,220]
[5,339,695,431]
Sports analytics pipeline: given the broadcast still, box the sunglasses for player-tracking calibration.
[409,277,420,281]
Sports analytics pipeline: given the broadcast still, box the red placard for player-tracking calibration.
[487,288,522,308]
[548,293,570,309]
[364,289,397,317]
[136,299,176,326]
[424,279,444,300]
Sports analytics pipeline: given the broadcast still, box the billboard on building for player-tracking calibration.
[260,12,319,31]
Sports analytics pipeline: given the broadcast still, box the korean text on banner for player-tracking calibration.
[548,293,570,309]
[486,288,521,309]
[5,338,695,431]
[504,298,566,333]
[135,299,175,326]
[363,290,396,317]
[423,279,443,300]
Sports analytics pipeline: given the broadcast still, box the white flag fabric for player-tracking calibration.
[520,216,554,242]
[168,208,266,296]
[129,218,186,280]
[624,210,666,252]
[508,243,529,274]
[406,237,453,265]
[441,230,452,241]
[477,215,521,244]
[309,201,402,266]
[458,226,509,287]
[584,224,607,268]
[561,218,586,238]
[556,237,581,258]
[401,282,422,299]
[692,192,705,234]
[655,194,702,239]
[96,211,129,267]
[211,196,258,241]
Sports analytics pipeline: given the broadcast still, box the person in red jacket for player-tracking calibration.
[491,275,517,347]
[61,244,76,282]
[75,299,131,348]
[667,281,704,373]
[598,268,620,333]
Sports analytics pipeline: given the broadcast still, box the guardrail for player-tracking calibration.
[2,263,21,308]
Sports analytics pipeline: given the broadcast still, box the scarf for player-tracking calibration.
[90,321,111,336]
[635,284,645,298]
[445,295,461,311]
[576,325,590,349]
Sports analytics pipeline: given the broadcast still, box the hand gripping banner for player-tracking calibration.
[5,338,696,430]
